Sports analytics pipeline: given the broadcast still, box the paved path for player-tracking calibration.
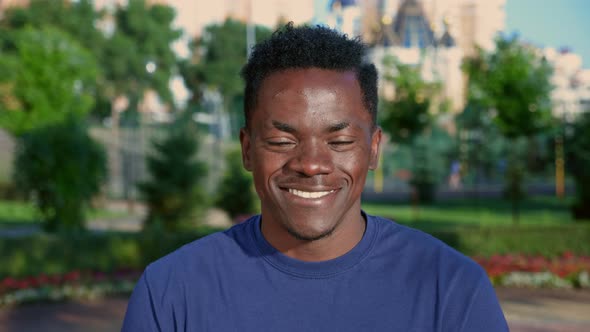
[1,288,589,331]
[496,288,590,332]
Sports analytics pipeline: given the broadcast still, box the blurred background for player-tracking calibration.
[0,0,589,331]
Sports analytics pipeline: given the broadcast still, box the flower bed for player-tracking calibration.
[0,269,141,307]
[2,253,590,306]
[473,252,590,288]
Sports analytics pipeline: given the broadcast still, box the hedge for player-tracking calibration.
[0,227,221,279]
[1,224,589,279]
[426,224,590,257]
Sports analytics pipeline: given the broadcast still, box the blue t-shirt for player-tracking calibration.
[122,214,508,331]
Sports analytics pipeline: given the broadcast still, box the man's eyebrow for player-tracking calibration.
[272,121,296,133]
[327,122,350,133]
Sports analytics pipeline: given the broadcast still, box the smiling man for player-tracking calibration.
[122,24,508,331]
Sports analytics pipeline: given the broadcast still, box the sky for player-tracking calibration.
[505,0,590,68]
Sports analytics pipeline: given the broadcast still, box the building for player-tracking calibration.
[324,0,506,112]
[544,47,590,120]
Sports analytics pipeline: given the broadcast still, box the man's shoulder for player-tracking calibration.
[369,214,485,277]
[145,217,256,278]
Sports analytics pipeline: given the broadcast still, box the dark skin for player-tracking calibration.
[240,68,382,262]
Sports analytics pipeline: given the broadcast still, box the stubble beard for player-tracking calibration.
[283,221,337,242]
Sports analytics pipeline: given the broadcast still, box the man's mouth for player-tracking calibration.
[288,188,336,199]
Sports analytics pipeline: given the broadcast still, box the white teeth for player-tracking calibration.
[288,189,334,199]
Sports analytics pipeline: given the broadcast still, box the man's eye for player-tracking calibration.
[267,141,295,146]
[330,141,354,146]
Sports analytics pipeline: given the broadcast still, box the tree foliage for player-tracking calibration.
[215,148,257,219]
[379,56,441,202]
[0,0,103,53]
[0,0,108,118]
[380,56,439,144]
[455,100,509,184]
[566,111,590,221]
[181,19,272,118]
[0,0,182,120]
[463,36,554,138]
[463,36,554,223]
[104,0,182,109]
[0,27,98,136]
[138,114,208,232]
[13,117,107,232]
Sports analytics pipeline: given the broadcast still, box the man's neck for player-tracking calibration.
[260,214,367,262]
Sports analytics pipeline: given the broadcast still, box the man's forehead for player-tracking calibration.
[258,68,359,96]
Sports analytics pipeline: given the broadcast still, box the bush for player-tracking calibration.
[138,113,208,232]
[215,148,257,219]
[13,117,107,231]
[427,224,590,257]
[0,227,222,279]
[1,224,588,279]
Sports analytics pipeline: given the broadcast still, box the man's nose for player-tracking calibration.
[285,141,335,177]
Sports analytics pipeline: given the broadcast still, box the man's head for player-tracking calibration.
[241,23,378,129]
[239,24,381,259]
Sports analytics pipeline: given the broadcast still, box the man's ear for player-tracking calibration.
[239,127,252,171]
[368,127,382,170]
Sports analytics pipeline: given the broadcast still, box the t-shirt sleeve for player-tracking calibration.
[121,272,161,332]
[442,266,509,332]
[458,274,509,331]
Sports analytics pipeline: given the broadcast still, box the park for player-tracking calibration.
[0,0,589,331]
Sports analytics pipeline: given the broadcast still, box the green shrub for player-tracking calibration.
[138,114,208,232]
[13,117,107,232]
[1,224,588,279]
[426,224,590,257]
[215,148,257,219]
[0,227,222,279]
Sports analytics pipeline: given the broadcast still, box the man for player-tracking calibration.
[122,24,508,331]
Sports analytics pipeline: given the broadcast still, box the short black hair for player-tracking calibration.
[241,23,378,128]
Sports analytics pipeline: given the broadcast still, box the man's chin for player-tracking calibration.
[284,225,335,242]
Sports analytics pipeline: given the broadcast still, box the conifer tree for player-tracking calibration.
[215,148,257,219]
[138,114,207,231]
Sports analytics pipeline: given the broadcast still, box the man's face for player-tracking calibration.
[240,68,381,244]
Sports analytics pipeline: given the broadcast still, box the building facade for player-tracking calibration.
[325,0,506,112]
[544,47,590,120]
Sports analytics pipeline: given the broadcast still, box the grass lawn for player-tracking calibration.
[0,200,132,225]
[362,196,580,230]
[0,200,35,224]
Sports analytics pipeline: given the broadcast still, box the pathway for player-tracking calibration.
[1,288,589,331]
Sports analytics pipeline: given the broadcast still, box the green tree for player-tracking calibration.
[380,56,441,203]
[0,0,109,118]
[0,0,103,52]
[0,27,105,232]
[13,117,107,232]
[0,0,183,120]
[455,100,509,187]
[566,111,590,221]
[215,148,257,219]
[0,26,98,135]
[104,1,182,116]
[138,114,208,232]
[463,36,554,223]
[181,19,272,131]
